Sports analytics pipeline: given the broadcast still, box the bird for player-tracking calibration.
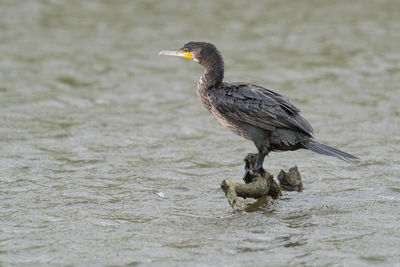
[159,42,357,175]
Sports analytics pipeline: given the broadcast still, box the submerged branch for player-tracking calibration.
[220,154,282,210]
[278,166,303,192]
[220,154,303,210]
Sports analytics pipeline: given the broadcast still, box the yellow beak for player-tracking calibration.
[159,50,193,60]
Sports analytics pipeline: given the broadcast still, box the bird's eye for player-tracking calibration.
[181,48,189,52]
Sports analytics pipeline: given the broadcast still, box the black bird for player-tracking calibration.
[159,42,357,173]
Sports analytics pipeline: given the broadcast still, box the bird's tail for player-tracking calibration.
[301,140,358,161]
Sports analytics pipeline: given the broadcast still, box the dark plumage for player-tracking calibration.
[159,42,357,171]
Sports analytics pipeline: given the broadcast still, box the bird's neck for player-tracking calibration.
[197,57,224,92]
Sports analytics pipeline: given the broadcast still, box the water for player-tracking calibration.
[1,0,399,265]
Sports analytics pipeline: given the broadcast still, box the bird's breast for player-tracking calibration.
[211,108,253,140]
[197,89,253,140]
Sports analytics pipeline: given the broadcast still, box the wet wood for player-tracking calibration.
[220,154,281,210]
[220,154,303,210]
[277,166,303,192]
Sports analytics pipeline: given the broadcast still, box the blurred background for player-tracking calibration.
[0,0,399,265]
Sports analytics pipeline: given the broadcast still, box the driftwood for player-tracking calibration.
[220,153,302,210]
[278,166,303,192]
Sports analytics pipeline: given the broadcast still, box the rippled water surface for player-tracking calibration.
[1,0,400,266]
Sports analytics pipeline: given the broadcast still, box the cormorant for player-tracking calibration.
[159,42,357,173]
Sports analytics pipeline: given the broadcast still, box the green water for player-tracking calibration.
[1,0,399,265]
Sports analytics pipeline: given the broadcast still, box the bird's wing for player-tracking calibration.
[211,82,314,136]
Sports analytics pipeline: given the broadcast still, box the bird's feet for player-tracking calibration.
[243,153,258,170]
[243,153,266,184]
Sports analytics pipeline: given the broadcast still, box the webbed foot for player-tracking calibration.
[243,153,266,184]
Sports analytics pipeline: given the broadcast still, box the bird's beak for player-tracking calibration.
[159,50,193,60]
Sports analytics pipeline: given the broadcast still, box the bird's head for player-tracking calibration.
[159,42,221,66]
